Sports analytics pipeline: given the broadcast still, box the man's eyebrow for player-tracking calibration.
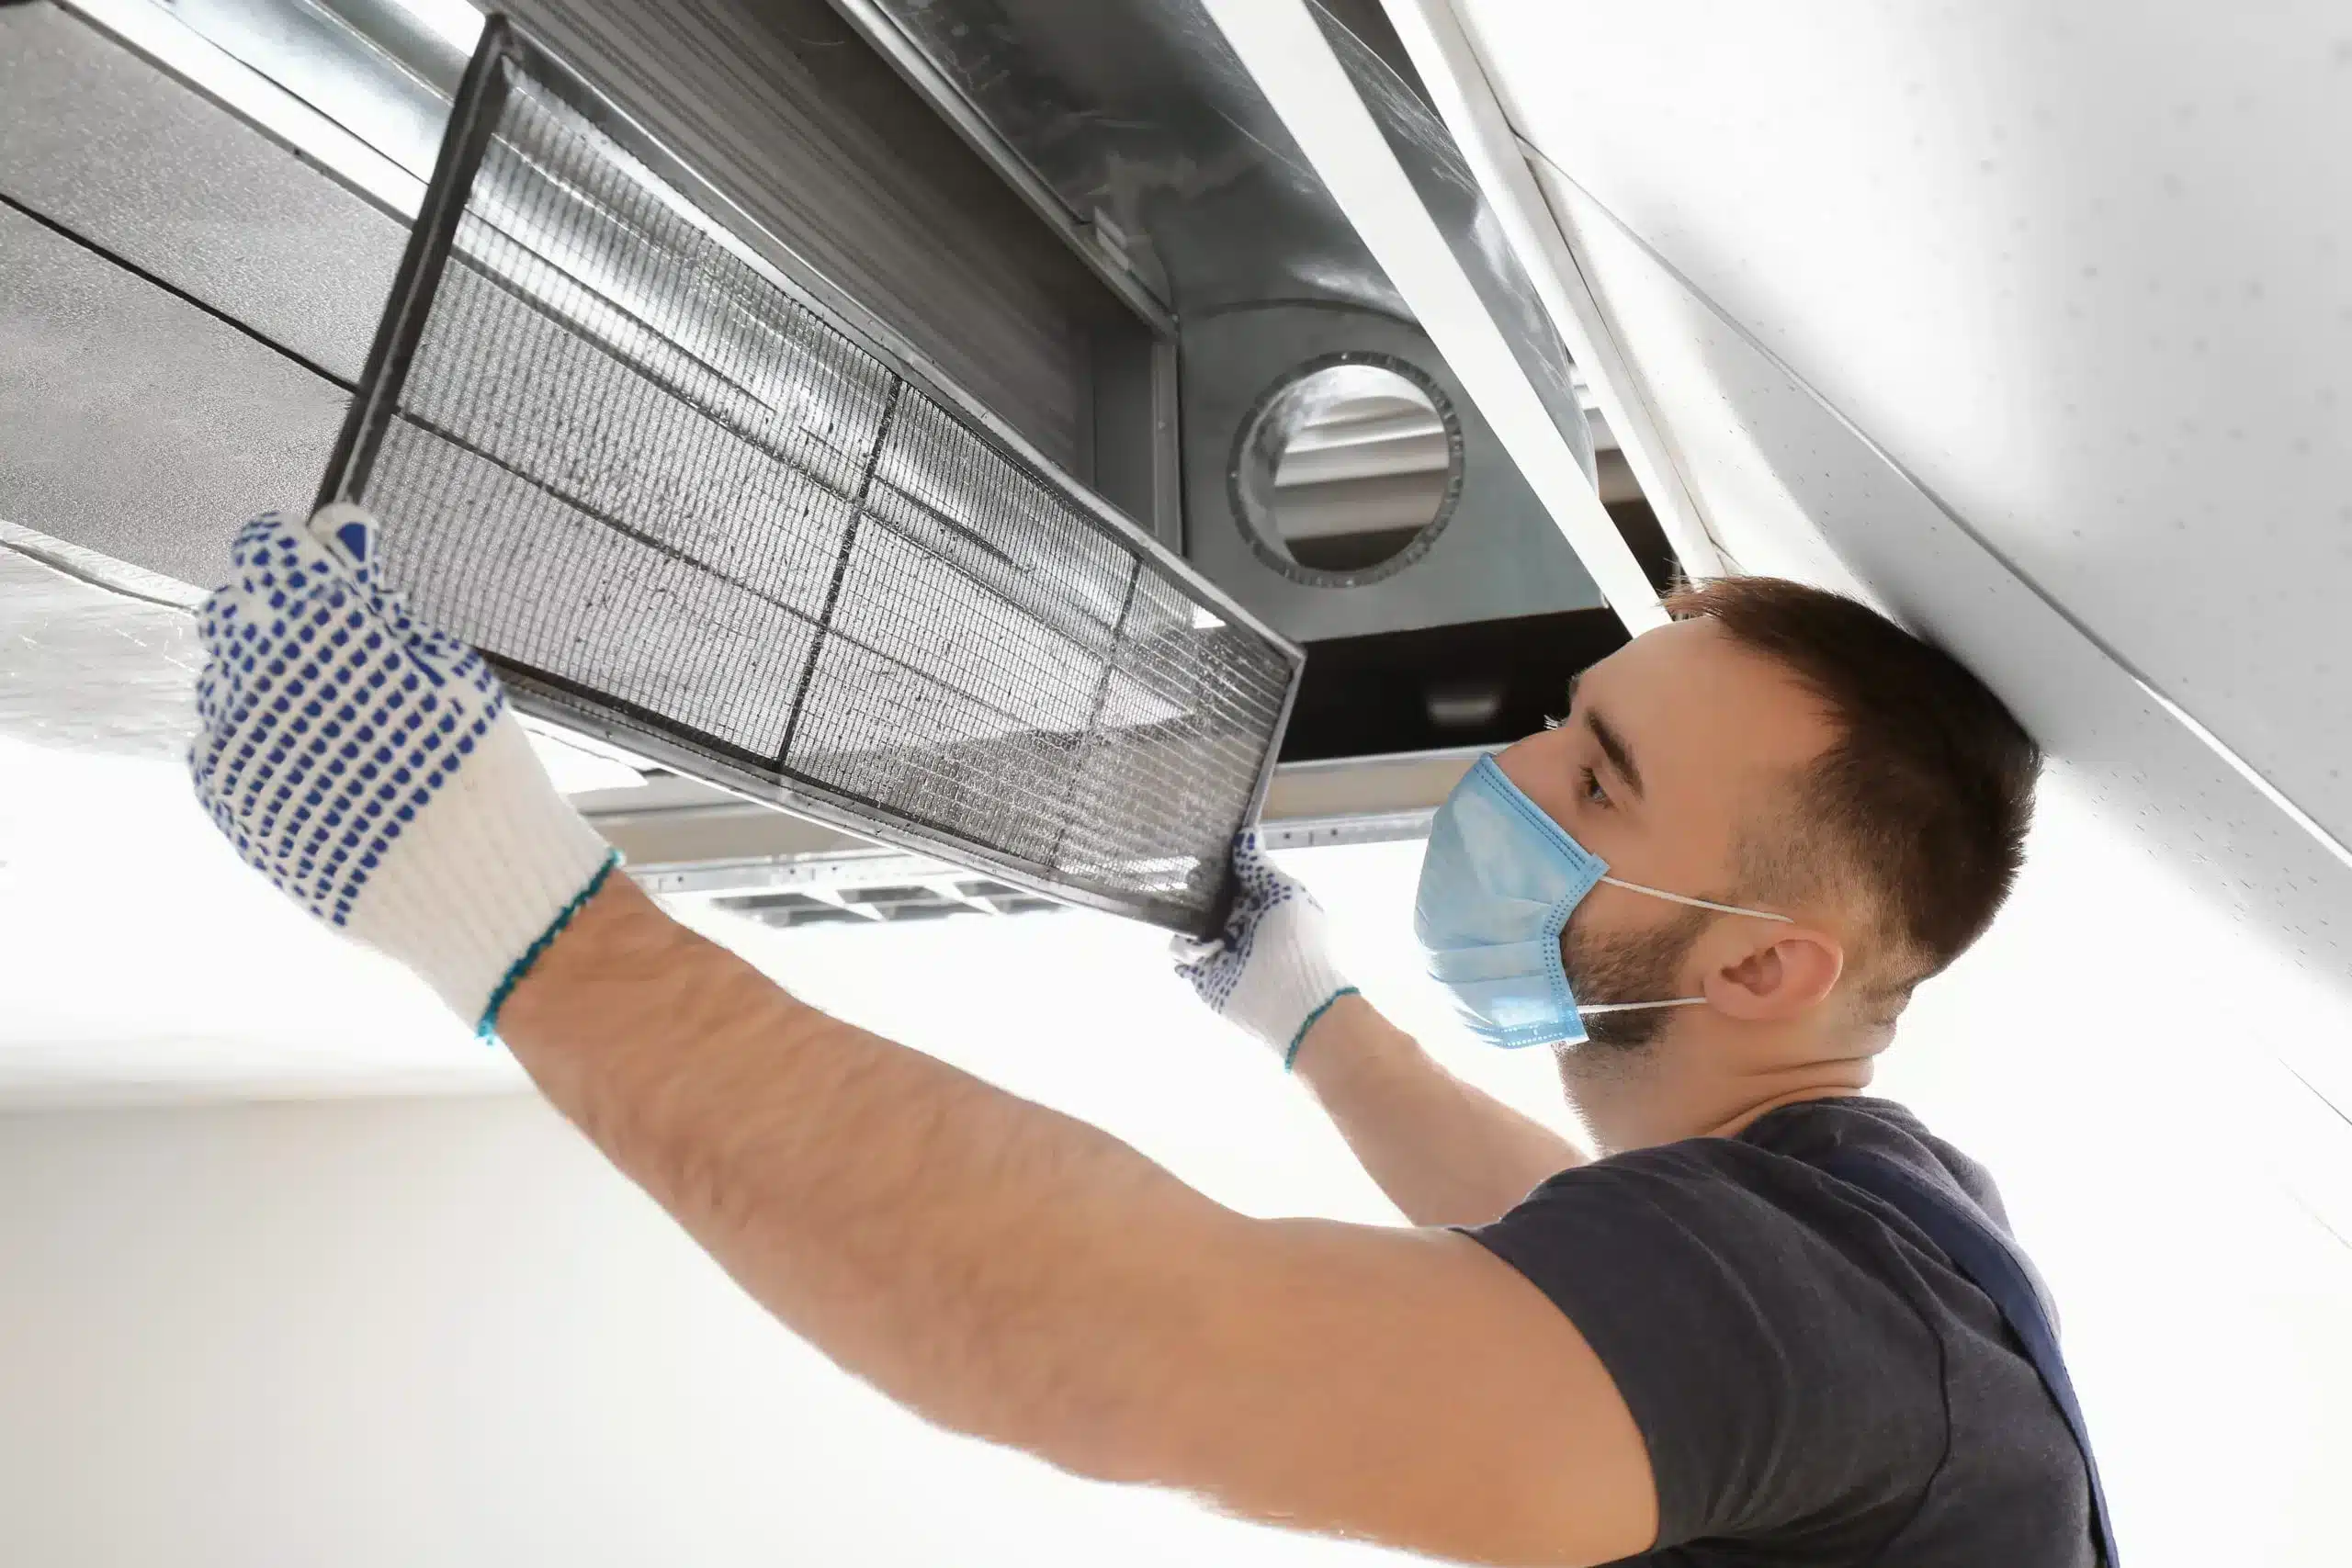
[1583,705,1645,801]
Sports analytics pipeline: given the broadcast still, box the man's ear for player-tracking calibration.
[1702,926,1845,1021]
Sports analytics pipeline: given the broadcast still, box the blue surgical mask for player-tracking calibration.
[1413,755,1791,1048]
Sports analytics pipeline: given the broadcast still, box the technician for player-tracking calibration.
[190,503,2108,1566]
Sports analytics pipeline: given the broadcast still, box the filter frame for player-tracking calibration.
[319,14,1304,935]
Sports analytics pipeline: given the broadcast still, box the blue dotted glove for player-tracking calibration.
[1172,834,1358,1069]
[191,505,619,1035]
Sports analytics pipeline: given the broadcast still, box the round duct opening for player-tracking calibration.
[1229,354,1464,586]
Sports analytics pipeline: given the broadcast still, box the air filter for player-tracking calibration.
[319,17,1302,935]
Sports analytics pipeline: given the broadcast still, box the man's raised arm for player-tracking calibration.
[501,874,1652,1564]
[188,506,1646,1563]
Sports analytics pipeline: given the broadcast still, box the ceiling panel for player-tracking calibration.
[0,1,405,384]
[0,205,347,589]
[1521,161,2352,1041]
[1455,0,2352,859]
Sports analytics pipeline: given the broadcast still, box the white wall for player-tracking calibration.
[0,1094,1408,1568]
[0,881,1476,1568]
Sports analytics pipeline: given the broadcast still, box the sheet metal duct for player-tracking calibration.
[835,0,1610,640]
[0,0,1619,902]
[0,4,393,585]
[0,0,1173,590]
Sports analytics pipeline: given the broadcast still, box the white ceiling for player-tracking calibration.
[1439,0,2352,978]
[1459,0,2352,814]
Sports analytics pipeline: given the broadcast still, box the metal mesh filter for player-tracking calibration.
[320,18,1301,934]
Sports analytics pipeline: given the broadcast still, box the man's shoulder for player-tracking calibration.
[1729,1094,2014,1233]
[1469,1100,1972,1556]
[1479,1093,2008,1384]
[1471,1096,2083,1565]
[1506,1095,2007,1239]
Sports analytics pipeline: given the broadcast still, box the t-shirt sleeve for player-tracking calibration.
[1466,1140,1949,1554]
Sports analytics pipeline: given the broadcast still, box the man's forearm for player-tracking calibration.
[499,875,1234,1474]
[1291,997,1585,1226]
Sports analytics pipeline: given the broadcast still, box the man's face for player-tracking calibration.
[1493,620,1837,1051]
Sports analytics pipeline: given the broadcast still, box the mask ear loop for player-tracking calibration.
[1577,997,1710,1015]
[1596,875,1794,924]
[1572,880,1796,1015]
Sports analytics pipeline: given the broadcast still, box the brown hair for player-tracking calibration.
[1663,578,2041,1005]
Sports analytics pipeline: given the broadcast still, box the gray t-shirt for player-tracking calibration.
[1469,1096,2096,1566]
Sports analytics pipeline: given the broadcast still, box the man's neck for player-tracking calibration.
[1560,1029,1876,1154]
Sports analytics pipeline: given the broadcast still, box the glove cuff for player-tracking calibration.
[1224,911,1357,1068]
[342,712,620,1034]
[1282,984,1362,1070]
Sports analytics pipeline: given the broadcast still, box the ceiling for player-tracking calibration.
[1442,0,2352,971]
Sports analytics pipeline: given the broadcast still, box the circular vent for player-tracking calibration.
[1228,354,1464,587]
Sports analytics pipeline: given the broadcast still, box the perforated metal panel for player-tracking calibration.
[321,17,1301,934]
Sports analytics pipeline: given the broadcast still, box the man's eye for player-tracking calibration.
[1579,766,1611,808]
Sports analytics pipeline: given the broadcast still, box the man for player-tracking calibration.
[190,503,2099,1565]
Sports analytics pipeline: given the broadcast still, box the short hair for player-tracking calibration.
[1663,578,2041,1003]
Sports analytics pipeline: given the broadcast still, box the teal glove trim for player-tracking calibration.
[476,848,624,1041]
[1282,986,1361,1072]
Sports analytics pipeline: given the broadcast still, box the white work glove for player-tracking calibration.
[1172,834,1359,1069]
[190,505,619,1035]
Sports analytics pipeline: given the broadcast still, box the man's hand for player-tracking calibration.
[1177,838,1585,1224]
[1171,834,1359,1066]
[190,506,616,1032]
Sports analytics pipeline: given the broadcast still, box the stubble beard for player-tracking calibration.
[1556,903,1713,1065]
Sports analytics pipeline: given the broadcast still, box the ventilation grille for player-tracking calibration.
[320,18,1300,934]
[716,877,1066,930]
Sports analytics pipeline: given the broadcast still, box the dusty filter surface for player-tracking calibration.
[320,19,1301,935]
